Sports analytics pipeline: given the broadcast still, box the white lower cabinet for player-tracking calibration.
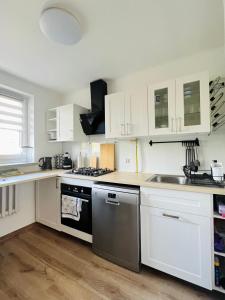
[35,177,61,230]
[141,188,212,289]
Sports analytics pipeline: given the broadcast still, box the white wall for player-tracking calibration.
[62,46,225,174]
[0,69,63,237]
[0,69,63,160]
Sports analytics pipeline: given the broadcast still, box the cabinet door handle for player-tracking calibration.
[176,118,179,132]
[126,123,131,135]
[105,199,120,206]
[171,118,175,132]
[121,124,126,136]
[120,124,124,135]
[162,213,180,220]
[56,177,60,189]
[179,117,182,132]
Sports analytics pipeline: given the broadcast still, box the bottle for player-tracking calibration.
[215,256,221,287]
[77,152,83,169]
[211,160,224,182]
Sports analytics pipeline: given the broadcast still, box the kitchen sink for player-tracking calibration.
[147,174,190,185]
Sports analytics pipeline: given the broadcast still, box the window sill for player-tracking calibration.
[0,162,37,168]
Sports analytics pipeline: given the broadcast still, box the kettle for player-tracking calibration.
[39,157,52,170]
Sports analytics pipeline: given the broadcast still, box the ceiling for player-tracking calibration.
[0,0,224,93]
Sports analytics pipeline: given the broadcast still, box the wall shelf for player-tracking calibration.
[214,251,225,258]
[214,212,225,220]
[213,285,225,294]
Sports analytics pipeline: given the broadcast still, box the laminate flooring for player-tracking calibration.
[0,224,223,300]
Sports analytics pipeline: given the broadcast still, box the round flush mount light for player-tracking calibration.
[39,7,82,45]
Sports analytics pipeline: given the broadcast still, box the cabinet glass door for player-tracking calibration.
[148,81,176,135]
[155,88,169,129]
[176,72,210,133]
[183,81,201,126]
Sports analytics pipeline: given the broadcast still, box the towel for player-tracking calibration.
[62,195,83,221]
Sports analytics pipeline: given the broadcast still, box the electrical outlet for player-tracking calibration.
[125,158,130,164]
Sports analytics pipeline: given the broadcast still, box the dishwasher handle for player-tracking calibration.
[105,199,120,206]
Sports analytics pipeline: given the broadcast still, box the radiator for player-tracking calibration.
[0,185,18,218]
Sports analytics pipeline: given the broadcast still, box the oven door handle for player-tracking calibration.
[80,199,89,203]
[61,194,90,203]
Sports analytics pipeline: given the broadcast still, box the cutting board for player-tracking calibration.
[99,144,115,170]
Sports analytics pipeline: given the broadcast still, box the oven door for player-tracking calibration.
[61,193,92,234]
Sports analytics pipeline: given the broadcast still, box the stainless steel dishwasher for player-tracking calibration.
[92,183,140,272]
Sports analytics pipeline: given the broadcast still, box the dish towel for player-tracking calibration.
[62,195,83,221]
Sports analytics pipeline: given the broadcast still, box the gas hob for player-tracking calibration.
[67,167,113,177]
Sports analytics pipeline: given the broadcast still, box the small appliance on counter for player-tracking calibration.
[38,157,52,170]
[53,154,64,169]
[62,152,73,170]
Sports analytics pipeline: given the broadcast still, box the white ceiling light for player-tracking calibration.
[39,7,82,45]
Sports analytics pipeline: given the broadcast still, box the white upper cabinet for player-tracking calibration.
[125,87,149,137]
[105,92,125,138]
[148,72,210,135]
[105,87,148,138]
[148,80,176,135]
[57,104,74,141]
[176,72,210,134]
[48,104,88,142]
[105,72,210,138]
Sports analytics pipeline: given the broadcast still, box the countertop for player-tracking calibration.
[1,169,225,195]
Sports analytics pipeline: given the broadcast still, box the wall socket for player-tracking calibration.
[125,158,131,164]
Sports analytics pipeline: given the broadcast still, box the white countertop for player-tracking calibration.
[1,169,225,195]
[0,169,64,187]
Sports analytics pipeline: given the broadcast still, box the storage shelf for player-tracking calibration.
[214,251,225,258]
[48,107,57,112]
[47,129,57,132]
[48,118,56,121]
[214,286,225,294]
[214,212,225,220]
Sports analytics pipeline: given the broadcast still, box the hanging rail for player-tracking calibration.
[149,138,200,147]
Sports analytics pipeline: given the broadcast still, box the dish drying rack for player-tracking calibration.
[210,77,225,132]
[189,171,225,187]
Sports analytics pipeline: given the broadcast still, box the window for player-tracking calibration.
[0,86,34,164]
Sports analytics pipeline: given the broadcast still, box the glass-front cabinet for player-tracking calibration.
[176,72,210,133]
[148,72,210,135]
[148,80,176,135]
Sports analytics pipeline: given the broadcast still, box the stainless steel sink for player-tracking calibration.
[147,174,190,185]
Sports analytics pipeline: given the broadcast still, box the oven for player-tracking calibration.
[61,178,92,237]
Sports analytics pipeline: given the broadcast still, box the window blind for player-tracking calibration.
[0,86,33,163]
[0,94,24,131]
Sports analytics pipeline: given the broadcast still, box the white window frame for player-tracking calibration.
[0,85,34,165]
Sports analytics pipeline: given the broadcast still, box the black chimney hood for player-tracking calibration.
[80,79,107,135]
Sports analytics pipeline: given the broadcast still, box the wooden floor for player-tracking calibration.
[0,224,223,300]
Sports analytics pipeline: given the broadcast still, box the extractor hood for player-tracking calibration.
[80,79,107,135]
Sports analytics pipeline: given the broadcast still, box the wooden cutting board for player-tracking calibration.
[99,144,115,170]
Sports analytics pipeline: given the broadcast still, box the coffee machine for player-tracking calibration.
[62,152,73,170]
[39,157,52,170]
